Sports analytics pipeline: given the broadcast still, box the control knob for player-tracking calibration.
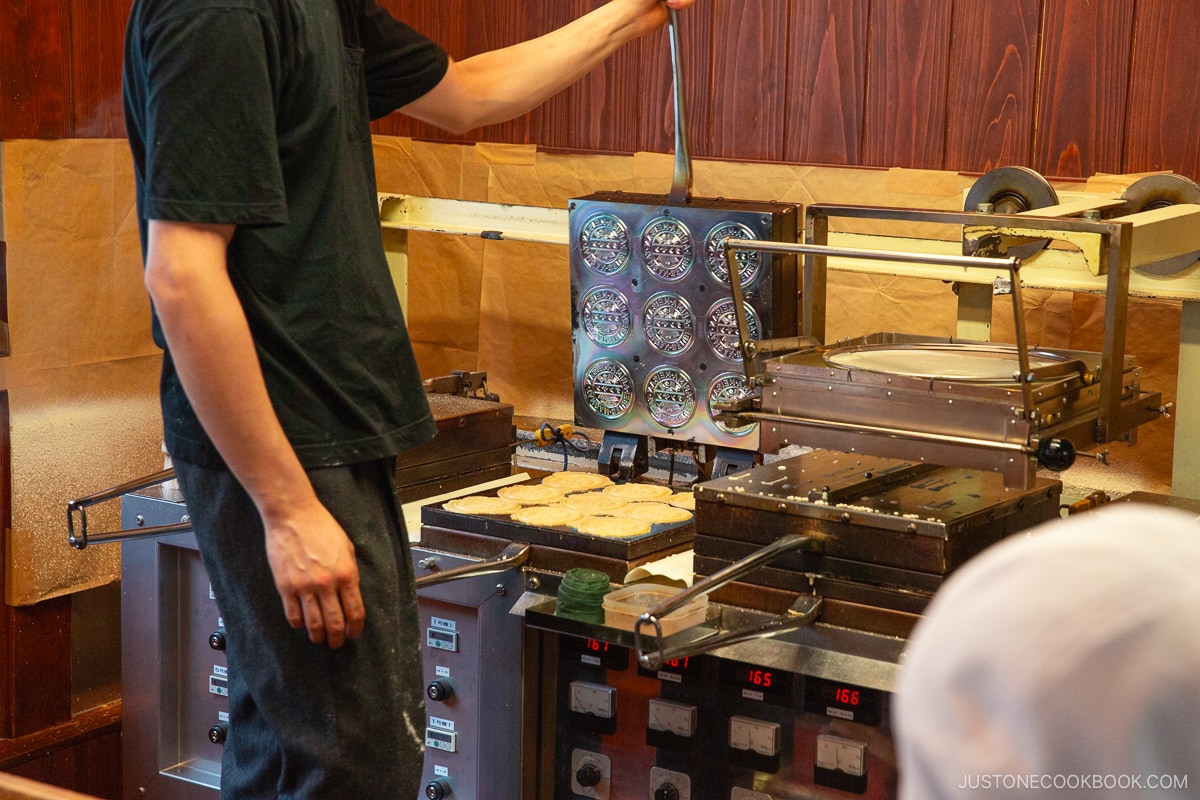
[424,778,452,799]
[208,723,228,745]
[426,678,454,702]
[209,629,227,651]
[576,763,602,788]
[654,785,680,800]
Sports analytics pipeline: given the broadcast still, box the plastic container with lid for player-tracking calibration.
[602,583,708,636]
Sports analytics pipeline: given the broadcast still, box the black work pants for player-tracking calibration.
[173,457,425,800]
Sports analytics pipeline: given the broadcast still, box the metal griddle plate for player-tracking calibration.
[755,332,1150,488]
[694,449,1061,577]
[420,484,694,563]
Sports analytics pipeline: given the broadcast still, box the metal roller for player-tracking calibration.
[965,167,1059,258]
[1112,173,1200,275]
[964,166,1059,214]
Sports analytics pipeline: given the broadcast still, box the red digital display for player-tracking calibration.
[564,635,628,670]
[745,668,774,688]
[805,678,882,725]
[718,660,792,704]
[833,687,860,706]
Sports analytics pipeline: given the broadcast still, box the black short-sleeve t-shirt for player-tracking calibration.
[124,0,448,468]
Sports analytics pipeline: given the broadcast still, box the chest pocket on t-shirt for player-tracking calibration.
[342,46,371,143]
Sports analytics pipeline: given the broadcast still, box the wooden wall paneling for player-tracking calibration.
[1032,0,1135,179]
[636,5,713,160]
[459,0,538,146]
[943,0,1040,175]
[549,0,642,153]
[707,0,789,161]
[861,0,953,170]
[1123,0,1200,181]
[68,0,130,139]
[0,0,74,140]
[373,0,468,141]
[782,0,868,166]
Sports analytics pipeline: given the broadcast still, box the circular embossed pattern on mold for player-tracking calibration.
[644,365,697,428]
[705,221,761,286]
[579,212,632,276]
[580,286,633,348]
[706,299,760,362]
[707,372,758,436]
[641,217,694,281]
[582,359,635,420]
[643,292,696,355]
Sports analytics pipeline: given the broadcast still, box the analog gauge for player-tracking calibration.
[728,715,781,757]
[647,698,697,737]
[569,681,616,719]
[816,734,867,777]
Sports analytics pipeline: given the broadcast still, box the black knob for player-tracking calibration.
[209,629,227,651]
[576,763,602,788]
[424,779,451,799]
[654,786,680,800]
[1038,437,1076,472]
[426,679,454,702]
[208,723,228,745]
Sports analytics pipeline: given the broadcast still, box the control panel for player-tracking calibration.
[549,634,897,799]
[413,545,527,800]
[120,493,229,800]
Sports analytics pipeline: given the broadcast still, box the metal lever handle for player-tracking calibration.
[68,468,189,549]
[667,8,692,204]
[634,533,824,670]
[415,543,531,588]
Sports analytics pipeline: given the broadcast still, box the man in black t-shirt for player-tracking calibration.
[123,0,692,797]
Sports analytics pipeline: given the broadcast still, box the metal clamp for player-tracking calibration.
[634,533,824,670]
[414,542,531,589]
[67,468,190,549]
[721,238,1036,430]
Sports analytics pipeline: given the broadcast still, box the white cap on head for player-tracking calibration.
[893,502,1200,799]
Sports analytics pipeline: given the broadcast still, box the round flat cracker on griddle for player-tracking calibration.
[602,483,675,502]
[511,505,585,528]
[443,495,521,516]
[541,471,614,491]
[497,484,567,505]
[575,515,652,538]
[667,492,696,511]
[559,492,628,514]
[612,502,693,525]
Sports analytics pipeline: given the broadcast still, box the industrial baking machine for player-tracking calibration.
[71,169,1185,800]
[68,7,1198,795]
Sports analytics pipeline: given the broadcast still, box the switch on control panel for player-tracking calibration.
[570,749,611,800]
[650,767,691,800]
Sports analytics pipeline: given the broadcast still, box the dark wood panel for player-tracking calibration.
[636,6,712,159]
[944,0,1040,174]
[1,702,121,800]
[547,0,641,153]
[707,0,788,161]
[68,0,129,139]
[0,0,73,139]
[374,0,467,140]
[1032,0,1135,179]
[1123,0,1200,181]
[783,0,868,166]
[862,0,953,169]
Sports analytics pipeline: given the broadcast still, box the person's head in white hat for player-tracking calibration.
[893,503,1200,799]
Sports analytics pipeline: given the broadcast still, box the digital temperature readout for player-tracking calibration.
[805,678,882,725]
[718,660,793,704]
[562,636,629,671]
[638,654,701,685]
